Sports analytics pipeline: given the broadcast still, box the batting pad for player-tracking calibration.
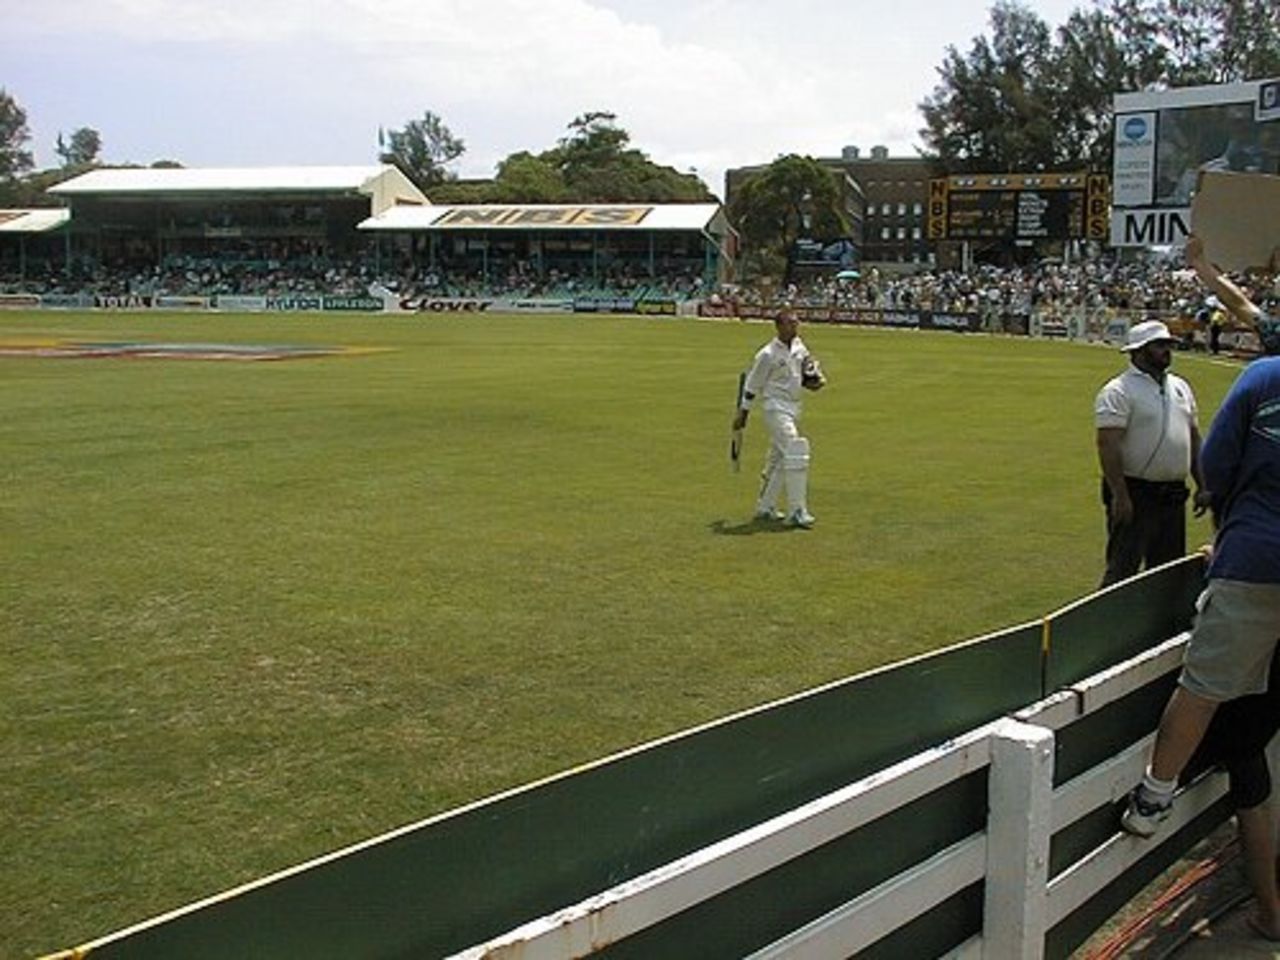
[783,436,810,470]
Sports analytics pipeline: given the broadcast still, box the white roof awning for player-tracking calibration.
[359,202,725,233]
[0,208,72,233]
[49,166,395,196]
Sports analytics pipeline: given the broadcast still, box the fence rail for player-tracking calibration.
[447,624,1227,959]
[41,558,1215,960]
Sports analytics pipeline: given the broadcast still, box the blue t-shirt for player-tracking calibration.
[1203,355,1280,582]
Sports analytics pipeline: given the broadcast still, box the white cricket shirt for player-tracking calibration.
[742,335,811,417]
[1094,366,1199,481]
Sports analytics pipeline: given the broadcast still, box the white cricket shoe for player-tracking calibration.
[786,509,816,529]
[1120,786,1172,838]
[755,507,785,521]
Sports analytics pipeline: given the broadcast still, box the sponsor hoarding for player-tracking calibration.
[0,293,41,309]
[1112,78,1280,246]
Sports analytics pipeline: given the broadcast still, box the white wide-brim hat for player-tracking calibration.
[1122,320,1176,352]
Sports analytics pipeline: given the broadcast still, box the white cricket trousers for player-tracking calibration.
[757,408,809,515]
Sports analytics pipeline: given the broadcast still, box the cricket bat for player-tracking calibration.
[730,371,745,472]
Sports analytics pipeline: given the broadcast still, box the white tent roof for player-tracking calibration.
[49,166,394,195]
[0,208,71,232]
[359,202,726,232]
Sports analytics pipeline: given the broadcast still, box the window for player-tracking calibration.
[880,226,891,240]
[897,226,906,240]
[897,202,907,216]
[913,202,923,217]
[881,202,891,216]
[911,226,922,240]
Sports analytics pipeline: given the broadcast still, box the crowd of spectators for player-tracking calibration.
[3,251,1277,330]
[740,258,1273,317]
[0,254,709,303]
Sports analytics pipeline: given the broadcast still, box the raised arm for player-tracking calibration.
[1185,234,1261,326]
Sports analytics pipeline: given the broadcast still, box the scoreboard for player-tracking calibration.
[927,173,1109,242]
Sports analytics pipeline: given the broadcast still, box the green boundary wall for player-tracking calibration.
[49,558,1207,960]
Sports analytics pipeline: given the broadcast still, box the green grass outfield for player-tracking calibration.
[1,310,1240,956]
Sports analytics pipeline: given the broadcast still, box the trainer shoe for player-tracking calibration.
[786,509,816,529]
[1121,786,1172,837]
[754,507,785,521]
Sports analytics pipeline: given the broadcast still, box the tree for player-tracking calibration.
[536,112,711,203]
[919,1,1059,173]
[490,152,567,203]
[1047,6,1166,173]
[379,111,465,193]
[0,89,34,182]
[55,127,102,168]
[727,155,850,284]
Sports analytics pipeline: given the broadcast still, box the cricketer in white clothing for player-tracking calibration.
[731,311,824,528]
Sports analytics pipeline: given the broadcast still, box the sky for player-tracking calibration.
[3,0,1085,199]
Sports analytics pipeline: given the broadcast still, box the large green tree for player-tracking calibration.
[0,89,34,183]
[919,1,1059,172]
[379,111,465,193]
[727,154,850,284]
[55,127,102,168]
[1047,5,1166,172]
[488,151,567,203]
[538,112,711,203]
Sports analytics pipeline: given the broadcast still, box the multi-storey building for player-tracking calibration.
[725,146,937,275]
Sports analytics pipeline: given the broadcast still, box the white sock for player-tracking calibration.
[1141,768,1176,799]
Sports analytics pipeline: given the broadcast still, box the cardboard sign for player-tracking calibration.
[1190,170,1280,271]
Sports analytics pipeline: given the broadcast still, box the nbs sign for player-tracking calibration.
[1111,78,1280,247]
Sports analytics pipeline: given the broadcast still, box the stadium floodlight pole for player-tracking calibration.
[731,371,745,472]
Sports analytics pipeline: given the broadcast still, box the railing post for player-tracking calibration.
[984,718,1055,959]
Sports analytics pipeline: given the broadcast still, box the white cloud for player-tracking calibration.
[5,0,1085,193]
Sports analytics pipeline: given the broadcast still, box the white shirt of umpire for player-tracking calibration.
[1094,367,1198,482]
[743,336,812,513]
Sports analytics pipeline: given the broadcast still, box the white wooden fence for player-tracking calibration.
[449,630,1230,959]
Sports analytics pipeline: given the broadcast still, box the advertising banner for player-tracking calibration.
[398,297,494,313]
[322,296,385,312]
[919,311,982,332]
[1112,79,1280,246]
[265,296,323,311]
[0,293,42,309]
[214,295,269,311]
[1113,112,1157,207]
[635,299,678,316]
[492,299,575,314]
[39,293,93,309]
[1109,207,1191,247]
[573,298,637,314]
[156,295,210,310]
[93,294,154,309]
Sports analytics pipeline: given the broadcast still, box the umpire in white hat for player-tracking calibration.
[1095,319,1210,587]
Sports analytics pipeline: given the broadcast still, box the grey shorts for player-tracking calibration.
[1180,579,1280,701]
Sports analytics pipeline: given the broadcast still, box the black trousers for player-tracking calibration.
[1185,649,1280,810]
[1100,476,1188,588]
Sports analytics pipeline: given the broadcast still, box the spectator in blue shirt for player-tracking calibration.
[1123,236,1280,850]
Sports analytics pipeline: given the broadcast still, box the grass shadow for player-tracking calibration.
[709,518,803,536]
